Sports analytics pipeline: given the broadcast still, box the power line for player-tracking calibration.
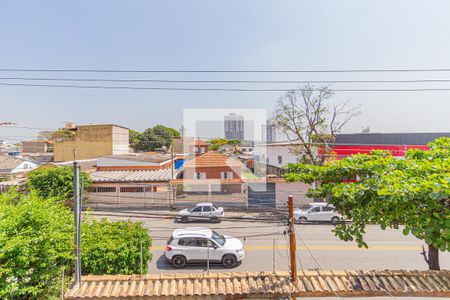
[3,77,450,84]
[3,67,450,73]
[3,82,450,92]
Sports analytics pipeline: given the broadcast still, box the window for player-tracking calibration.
[322,206,335,212]
[221,172,233,179]
[120,186,144,193]
[278,155,282,164]
[202,206,211,212]
[211,231,226,246]
[194,172,206,180]
[191,206,202,213]
[200,147,205,153]
[194,146,199,153]
[310,206,321,213]
[178,238,211,247]
[88,186,117,193]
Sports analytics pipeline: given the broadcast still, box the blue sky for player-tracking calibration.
[1,0,450,140]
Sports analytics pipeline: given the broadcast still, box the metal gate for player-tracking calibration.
[247,182,276,208]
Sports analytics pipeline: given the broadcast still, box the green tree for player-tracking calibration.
[0,192,74,299]
[285,137,450,270]
[0,191,153,299]
[27,166,92,205]
[135,125,180,152]
[129,129,142,150]
[81,219,152,275]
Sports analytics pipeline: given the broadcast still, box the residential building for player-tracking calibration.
[224,113,244,140]
[189,139,209,156]
[96,153,174,171]
[22,140,54,153]
[0,156,39,180]
[181,151,242,180]
[54,124,129,162]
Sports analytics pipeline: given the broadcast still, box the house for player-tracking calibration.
[0,156,39,180]
[189,139,209,156]
[54,124,130,162]
[21,140,54,153]
[97,153,174,171]
[181,151,242,180]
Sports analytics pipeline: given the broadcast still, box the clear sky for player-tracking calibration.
[1,0,450,140]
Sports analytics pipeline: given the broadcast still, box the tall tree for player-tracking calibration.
[273,85,359,165]
[134,125,180,152]
[285,137,450,270]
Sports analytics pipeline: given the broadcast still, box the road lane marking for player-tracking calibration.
[150,245,421,251]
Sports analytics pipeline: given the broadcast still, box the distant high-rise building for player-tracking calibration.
[224,113,244,140]
[262,121,277,143]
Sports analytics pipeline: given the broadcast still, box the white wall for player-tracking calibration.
[265,145,298,168]
[11,160,39,174]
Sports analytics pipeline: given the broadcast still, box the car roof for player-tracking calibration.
[172,227,212,238]
[195,202,213,206]
[309,202,331,206]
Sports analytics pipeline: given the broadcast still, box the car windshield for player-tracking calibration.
[300,204,313,211]
[211,230,226,246]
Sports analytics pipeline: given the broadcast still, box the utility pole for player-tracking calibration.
[73,161,81,285]
[288,195,297,283]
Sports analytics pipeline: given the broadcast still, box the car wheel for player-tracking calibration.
[298,217,307,223]
[331,216,340,224]
[181,216,189,223]
[222,254,237,268]
[172,255,187,269]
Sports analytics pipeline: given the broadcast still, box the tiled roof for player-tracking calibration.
[64,270,450,299]
[184,151,242,168]
[91,170,172,183]
[100,154,173,164]
[190,139,209,146]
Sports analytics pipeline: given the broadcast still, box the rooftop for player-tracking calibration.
[90,170,172,183]
[172,227,212,238]
[100,153,173,164]
[184,151,242,168]
[64,270,450,299]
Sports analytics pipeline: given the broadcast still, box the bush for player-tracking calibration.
[0,193,74,299]
[81,219,152,275]
[27,166,92,205]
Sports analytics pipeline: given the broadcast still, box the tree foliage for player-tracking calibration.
[0,192,74,299]
[27,166,92,205]
[285,137,450,269]
[273,85,359,165]
[0,191,153,299]
[81,218,152,275]
[131,125,180,152]
[209,138,241,151]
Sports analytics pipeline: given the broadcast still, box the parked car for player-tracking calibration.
[164,227,245,268]
[294,202,342,224]
[176,202,224,223]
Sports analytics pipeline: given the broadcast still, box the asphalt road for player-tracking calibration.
[92,213,450,274]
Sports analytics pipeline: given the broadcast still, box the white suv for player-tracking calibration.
[294,202,342,224]
[164,227,245,268]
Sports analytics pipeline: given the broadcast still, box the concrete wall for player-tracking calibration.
[265,145,298,168]
[54,125,129,162]
[275,182,312,209]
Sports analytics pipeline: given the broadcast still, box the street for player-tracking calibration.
[93,213,450,273]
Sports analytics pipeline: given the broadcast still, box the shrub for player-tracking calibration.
[0,193,74,299]
[81,219,152,275]
[27,166,92,205]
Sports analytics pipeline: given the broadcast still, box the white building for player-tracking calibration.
[0,156,39,180]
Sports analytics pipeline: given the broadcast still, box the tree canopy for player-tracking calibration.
[27,166,92,205]
[285,137,450,270]
[130,125,180,152]
[0,191,153,299]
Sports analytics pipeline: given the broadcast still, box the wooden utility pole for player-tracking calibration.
[288,195,297,282]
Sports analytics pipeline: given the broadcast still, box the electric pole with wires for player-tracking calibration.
[288,195,297,283]
[73,161,82,285]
